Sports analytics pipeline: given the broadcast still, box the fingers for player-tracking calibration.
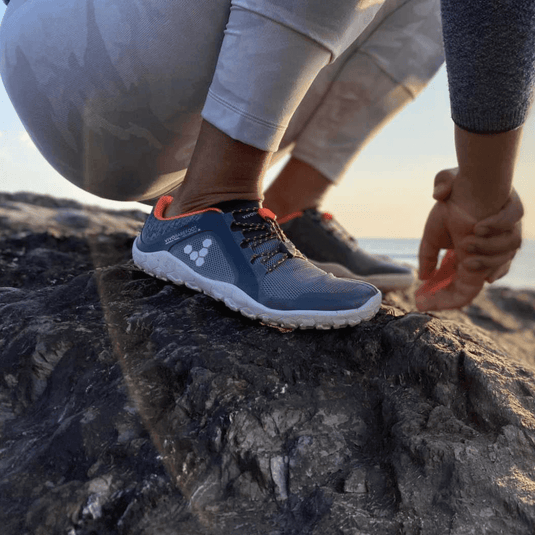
[473,190,524,236]
[418,204,450,280]
[415,247,513,312]
[418,178,523,311]
[432,168,458,202]
[415,265,486,311]
[458,199,522,285]
[486,261,512,284]
[455,189,522,288]
[416,255,489,311]
[418,242,439,280]
[462,250,516,272]
[461,230,522,256]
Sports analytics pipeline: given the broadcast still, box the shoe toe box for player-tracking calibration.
[260,260,380,311]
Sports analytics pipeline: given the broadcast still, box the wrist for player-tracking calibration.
[452,126,522,220]
[448,170,510,222]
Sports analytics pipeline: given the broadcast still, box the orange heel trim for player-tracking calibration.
[154,196,221,221]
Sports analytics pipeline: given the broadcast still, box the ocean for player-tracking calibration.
[358,238,535,291]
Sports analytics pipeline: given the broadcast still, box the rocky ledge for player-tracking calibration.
[1,192,534,535]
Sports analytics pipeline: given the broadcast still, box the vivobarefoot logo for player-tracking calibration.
[164,226,198,245]
[184,239,212,267]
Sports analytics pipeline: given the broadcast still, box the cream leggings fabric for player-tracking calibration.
[0,0,443,202]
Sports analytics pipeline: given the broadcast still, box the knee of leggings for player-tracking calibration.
[49,155,158,203]
[78,167,160,203]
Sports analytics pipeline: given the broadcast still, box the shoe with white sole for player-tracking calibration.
[132,196,382,329]
[278,209,415,292]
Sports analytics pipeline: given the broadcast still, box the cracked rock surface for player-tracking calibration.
[1,192,535,534]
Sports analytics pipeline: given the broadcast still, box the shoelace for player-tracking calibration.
[231,207,305,272]
[319,212,360,252]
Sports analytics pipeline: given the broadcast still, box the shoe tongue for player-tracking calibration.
[214,200,289,270]
[213,200,264,224]
[303,208,323,222]
[306,208,359,249]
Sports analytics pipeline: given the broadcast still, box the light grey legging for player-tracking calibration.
[0,0,443,203]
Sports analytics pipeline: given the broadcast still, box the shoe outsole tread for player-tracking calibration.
[132,239,381,330]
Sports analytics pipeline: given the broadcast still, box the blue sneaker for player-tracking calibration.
[132,196,382,329]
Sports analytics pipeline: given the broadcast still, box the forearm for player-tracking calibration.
[440,1,534,220]
[441,0,535,134]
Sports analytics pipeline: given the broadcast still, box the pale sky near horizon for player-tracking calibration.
[1,3,534,240]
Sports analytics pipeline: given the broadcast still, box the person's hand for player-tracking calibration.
[432,168,523,283]
[417,187,487,311]
[416,168,523,311]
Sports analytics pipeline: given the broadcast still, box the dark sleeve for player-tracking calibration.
[441,0,535,134]
[2,1,9,6]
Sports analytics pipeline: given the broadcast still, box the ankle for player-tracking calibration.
[164,189,262,218]
[162,119,270,217]
[263,158,331,219]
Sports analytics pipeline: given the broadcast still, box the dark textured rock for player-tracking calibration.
[1,192,534,534]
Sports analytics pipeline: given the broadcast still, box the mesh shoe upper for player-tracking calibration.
[135,197,380,312]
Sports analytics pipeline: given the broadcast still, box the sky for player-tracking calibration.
[1,3,534,240]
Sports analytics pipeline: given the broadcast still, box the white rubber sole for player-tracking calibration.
[311,260,415,292]
[132,239,382,330]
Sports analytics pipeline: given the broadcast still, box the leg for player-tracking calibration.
[264,0,444,291]
[1,0,387,329]
[275,0,445,192]
[0,0,234,202]
[263,158,331,220]
[131,3,385,329]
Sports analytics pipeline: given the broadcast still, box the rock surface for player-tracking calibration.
[1,192,534,535]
